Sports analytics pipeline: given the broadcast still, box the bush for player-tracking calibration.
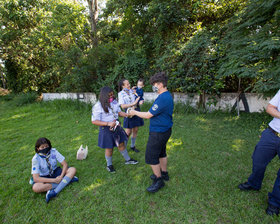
[12,92,39,106]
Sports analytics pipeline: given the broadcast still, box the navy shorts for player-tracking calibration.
[123,107,144,129]
[98,126,128,149]
[30,167,62,185]
[145,128,172,165]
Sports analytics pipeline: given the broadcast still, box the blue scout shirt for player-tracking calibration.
[269,89,280,133]
[31,148,65,176]
[149,91,174,132]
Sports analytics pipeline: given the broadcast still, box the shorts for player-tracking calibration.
[145,128,172,165]
[123,107,144,129]
[98,126,128,149]
[30,167,62,185]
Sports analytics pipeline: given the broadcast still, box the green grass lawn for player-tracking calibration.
[1,97,280,223]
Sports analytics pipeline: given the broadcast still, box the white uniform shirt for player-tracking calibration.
[91,100,121,122]
[118,89,136,106]
[31,148,65,176]
[268,89,280,133]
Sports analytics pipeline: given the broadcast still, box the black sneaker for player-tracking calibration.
[125,158,139,165]
[147,177,165,193]
[130,146,140,153]
[238,182,259,191]
[266,204,279,216]
[106,165,116,173]
[150,171,169,181]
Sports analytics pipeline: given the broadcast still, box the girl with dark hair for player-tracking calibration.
[118,79,144,153]
[30,137,78,203]
[92,86,138,173]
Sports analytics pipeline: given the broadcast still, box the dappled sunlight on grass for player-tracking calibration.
[195,116,213,132]
[195,116,207,122]
[20,145,29,151]
[2,113,29,122]
[72,136,83,141]
[167,138,183,152]
[223,116,240,122]
[231,139,245,151]
[83,180,103,192]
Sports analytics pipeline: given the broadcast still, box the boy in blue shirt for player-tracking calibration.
[130,72,174,193]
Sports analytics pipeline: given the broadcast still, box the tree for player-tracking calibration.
[87,0,99,46]
[218,0,280,93]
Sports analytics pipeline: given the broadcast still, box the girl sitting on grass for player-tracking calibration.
[91,86,138,173]
[30,137,78,203]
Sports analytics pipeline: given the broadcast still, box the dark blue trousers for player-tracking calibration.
[247,128,280,207]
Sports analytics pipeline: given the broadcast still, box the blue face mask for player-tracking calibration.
[123,88,129,91]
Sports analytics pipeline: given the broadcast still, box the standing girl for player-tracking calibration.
[118,79,144,153]
[31,137,78,203]
[92,86,138,173]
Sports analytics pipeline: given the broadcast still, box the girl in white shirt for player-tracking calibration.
[92,86,138,173]
[118,79,144,152]
[31,137,78,203]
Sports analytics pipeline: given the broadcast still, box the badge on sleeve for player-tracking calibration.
[152,104,158,111]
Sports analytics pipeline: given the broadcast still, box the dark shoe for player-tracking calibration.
[150,171,169,181]
[125,158,139,165]
[147,177,165,193]
[130,146,140,153]
[106,165,116,173]
[238,182,258,191]
[266,204,279,216]
[70,176,79,183]
[46,189,57,203]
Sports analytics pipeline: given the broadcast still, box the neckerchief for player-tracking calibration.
[38,152,53,175]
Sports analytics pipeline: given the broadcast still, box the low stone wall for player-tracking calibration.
[42,92,271,113]
[42,93,97,104]
[170,92,270,113]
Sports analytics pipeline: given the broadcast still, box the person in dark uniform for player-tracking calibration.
[129,72,174,193]
[92,87,138,173]
[118,79,143,152]
[238,89,280,216]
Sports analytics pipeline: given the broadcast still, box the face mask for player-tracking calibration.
[152,85,158,93]
[38,146,51,155]
[137,86,142,89]
[123,88,129,91]
[109,97,114,103]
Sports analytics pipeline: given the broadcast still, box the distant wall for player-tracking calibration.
[42,93,97,104]
[42,92,271,113]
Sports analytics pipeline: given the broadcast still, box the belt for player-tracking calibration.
[268,126,280,138]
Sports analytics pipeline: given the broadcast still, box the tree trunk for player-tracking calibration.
[87,0,98,47]
[0,62,6,89]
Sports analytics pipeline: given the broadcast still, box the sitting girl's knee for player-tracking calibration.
[32,184,40,193]
[69,167,76,174]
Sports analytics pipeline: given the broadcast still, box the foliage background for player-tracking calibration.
[0,0,279,95]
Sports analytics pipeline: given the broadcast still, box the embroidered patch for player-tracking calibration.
[33,167,36,170]
[152,104,158,111]
[62,179,67,183]
[51,155,56,159]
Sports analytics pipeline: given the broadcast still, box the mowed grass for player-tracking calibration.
[1,97,280,223]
